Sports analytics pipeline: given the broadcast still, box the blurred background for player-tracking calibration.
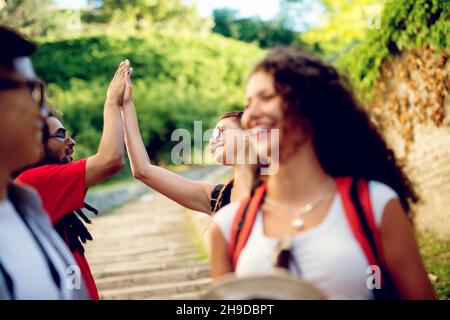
[1,0,449,298]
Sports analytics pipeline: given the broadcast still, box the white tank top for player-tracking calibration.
[213,180,398,300]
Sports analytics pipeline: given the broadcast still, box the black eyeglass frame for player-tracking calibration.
[0,78,46,110]
[212,127,226,140]
[47,129,71,141]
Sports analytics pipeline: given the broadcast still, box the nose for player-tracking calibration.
[209,136,217,148]
[66,137,75,147]
[243,107,260,130]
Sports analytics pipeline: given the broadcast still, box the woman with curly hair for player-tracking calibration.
[210,47,436,299]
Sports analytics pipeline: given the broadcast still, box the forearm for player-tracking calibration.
[121,102,151,175]
[122,103,215,213]
[96,99,125,167]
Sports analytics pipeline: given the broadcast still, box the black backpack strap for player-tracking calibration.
[10,200,62,294]
[0,260,15,299]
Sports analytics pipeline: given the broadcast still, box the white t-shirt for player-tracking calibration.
[213,180,398,300]
[0,200,72,299]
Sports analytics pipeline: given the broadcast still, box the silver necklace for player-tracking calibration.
[264,179,335,230]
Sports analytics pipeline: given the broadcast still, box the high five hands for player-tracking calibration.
[123,63,134,107]
[106,59,132,106]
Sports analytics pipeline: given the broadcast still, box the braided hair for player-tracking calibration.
[211,179,234,214]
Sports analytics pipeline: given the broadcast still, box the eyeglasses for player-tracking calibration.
[48,130,71,141]
[0,78,46,110]
[212,127,225,140]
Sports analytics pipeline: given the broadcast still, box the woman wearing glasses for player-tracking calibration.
[121,68,253,215]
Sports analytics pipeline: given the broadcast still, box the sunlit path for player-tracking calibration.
[85,187,212,300]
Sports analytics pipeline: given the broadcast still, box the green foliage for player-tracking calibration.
[0,0,70,37]
[33,32,264,162]
[302,0,385,58]
[336,0,449,101]
[86,0,211,32]
[417,232,450,300]
[277,0,327,33]
[212,8,304,49]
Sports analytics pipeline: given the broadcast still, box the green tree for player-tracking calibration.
[277,0,324,32]
[33,32,264,162]
[279,0,385,58]
[211,8,239,38]
[212,8,302,48]
[0,0,56,37]
[87,0,210,32]
[337,0,449,100]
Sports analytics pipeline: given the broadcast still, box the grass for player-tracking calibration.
[185,211,210,262]
[417,232,450,300]
[89,177,136,193]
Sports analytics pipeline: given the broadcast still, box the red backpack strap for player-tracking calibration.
[336,177,378,267]
[229,182,267,271]
[228,196,250,261]
[356,179,385,265]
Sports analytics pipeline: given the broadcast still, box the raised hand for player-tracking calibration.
[106,59,130,105]
[122,66,134,107]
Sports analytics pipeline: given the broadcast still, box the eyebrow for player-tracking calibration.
[246,89,275,99]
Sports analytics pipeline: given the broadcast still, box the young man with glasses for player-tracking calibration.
[15,58,130,299]
[0,26,90,299]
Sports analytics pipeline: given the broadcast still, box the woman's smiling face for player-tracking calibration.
[242,71,284,166]
[209,117,244,165]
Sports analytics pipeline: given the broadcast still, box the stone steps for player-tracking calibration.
[86,182,213,299]
[96,265,211,291]
[87,244,199,264]
[100,278,212,300]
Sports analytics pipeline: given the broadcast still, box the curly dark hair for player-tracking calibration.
[251,46,418,212]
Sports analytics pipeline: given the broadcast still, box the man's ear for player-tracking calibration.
[37,143,45,162]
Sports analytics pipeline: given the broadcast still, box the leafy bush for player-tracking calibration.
[336,0,449,101]
[33,32,264,163]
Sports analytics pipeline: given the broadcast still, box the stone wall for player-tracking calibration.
[370,47,450,239]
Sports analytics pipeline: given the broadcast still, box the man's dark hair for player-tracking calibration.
[42,105,62,143]
[0,26,36,70]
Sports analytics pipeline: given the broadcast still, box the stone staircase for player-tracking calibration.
[84,187,213,300]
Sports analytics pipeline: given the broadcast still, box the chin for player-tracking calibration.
[61,156,71,164]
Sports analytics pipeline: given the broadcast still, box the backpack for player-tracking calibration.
[228,177,399,300]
